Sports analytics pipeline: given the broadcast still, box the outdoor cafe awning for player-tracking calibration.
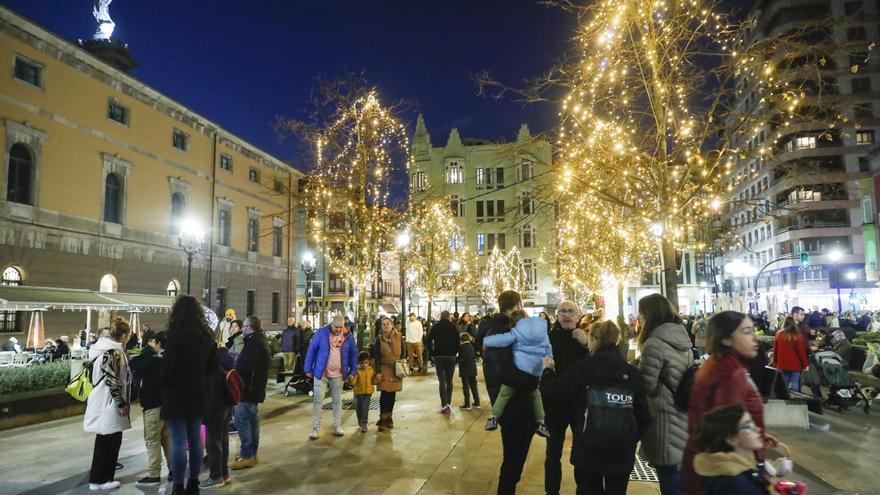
[0,286,174,312]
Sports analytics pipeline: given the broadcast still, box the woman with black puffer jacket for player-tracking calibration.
[541,320,650,495]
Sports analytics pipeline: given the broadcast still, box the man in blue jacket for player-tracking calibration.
[304,315,358,440]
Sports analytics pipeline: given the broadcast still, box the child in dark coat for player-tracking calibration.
[457,333,480,409]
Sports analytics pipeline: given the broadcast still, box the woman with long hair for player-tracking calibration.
[542,320,650,495]
[84,317,132,491]
[373,316,403,431]
[681,311,779,495]
[160,295,217,494]
[772,317,808,392]
[636,294,691,495]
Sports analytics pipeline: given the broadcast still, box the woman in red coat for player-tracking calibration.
[772,317,808,392]
[681,311,779,495]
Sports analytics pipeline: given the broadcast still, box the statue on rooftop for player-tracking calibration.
[92,0,115,40]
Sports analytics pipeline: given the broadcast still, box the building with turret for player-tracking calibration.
[408,115,557,315]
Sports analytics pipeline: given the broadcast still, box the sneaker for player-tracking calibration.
[223,476,232,484]
[459,404,472,410]
[442,404,452,415]
[115,462,123,470]
[485,416,498,431]
[473,403,482,409]
[229,456,256,470]
[333,425,344,437]
[308,429,319,440]
[228,422,238,434]
[89,481,121,491]
[360,425,368,433]
[200,477,227,489]
[535,422,551,439]
[136,476,161,487]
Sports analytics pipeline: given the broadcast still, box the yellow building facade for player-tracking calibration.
[0,7,302,338]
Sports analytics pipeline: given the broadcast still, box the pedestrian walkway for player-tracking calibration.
[1,368,867,495]
[1,369,659,495]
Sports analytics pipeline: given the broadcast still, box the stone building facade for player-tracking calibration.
[0,7,302,338]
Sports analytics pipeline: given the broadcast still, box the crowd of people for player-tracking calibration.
[68,285,836,495]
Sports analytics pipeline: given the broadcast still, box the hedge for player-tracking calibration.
[0,360,71,396]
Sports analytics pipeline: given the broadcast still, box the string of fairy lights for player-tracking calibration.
[554,0,850,299]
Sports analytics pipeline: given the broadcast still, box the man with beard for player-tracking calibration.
[544,300,590,495]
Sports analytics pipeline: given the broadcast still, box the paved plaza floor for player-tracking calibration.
[0,367,876,494]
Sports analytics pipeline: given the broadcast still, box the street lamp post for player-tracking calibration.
[177,219,205,295]
[846,270,857,312]
[396,231,410,323]
[829,250,842,313]
[700,282,708,314]
[449,260,461,315]
[302,251,316,324]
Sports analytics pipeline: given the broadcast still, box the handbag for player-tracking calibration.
[394,359,409,378]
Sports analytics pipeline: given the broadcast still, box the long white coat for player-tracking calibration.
[83,337,131,435]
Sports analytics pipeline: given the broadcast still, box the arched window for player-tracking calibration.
[103,173,123,223]
[1,266,22,333]
[166,280,179,297]
[7,143,32,205]
[99,274,117,293]
[170,192,185,232]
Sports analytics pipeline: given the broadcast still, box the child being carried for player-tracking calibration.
[483,310,553,438]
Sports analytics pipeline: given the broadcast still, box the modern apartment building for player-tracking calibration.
[408,115,556,314]
[722,0,880,312]
[0,7,302,337]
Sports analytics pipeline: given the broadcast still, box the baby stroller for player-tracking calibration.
[283,371,313,397]
[812,349,871,413]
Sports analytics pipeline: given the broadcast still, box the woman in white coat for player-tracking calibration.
[84,317,132,491]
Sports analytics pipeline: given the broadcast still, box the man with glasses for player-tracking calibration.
[230,316,270,470]
[544,300,590,495]
[304,315,358,440]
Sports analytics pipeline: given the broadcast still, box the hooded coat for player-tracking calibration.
[83,337,131,435]
[638,322,692,467]
[694,451,777,495]
[483,316,552,377]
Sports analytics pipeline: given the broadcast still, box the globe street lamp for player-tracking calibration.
[396,231,411,322]
[449,260,462,314]
[177,219,205,295]
[302,251,317,324]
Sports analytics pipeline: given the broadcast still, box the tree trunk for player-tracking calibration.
[357,288,367,349]
[617,280,625,319]
[661,237,679,309]
[427,294,433,325]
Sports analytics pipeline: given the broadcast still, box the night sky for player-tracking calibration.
[1,1,574,194]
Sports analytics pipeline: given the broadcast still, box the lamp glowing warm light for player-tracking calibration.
[828,250,843,262]
[846,271,857,281]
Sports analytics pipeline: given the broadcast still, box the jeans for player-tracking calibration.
[574,469,629,495]
[234,402,260,458]
[88,432,122,484]
[168,418,202,486]
[205,406,232,480]
[142,407,171,478]
[380,391,396,414]
[355,394,371,426]
[312,376,343,429]
[435,356,456,406]
[783,370,801,391]
[655,465,683,495]
[545,410,578,495]
[461,376,480,407]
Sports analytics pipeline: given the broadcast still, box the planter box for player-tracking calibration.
[0,387,84,431]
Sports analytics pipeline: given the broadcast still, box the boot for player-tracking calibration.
[386,412,394,429]
[185,478,200,494]
[376,413,386,432]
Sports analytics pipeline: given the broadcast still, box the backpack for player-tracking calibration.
[65,358,104,402]
[219,365,244,406]
[673,363,700,410]
[580,384,638,451]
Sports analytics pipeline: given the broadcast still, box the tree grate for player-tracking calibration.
[630,453,659,482]
[322,397,380,411]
